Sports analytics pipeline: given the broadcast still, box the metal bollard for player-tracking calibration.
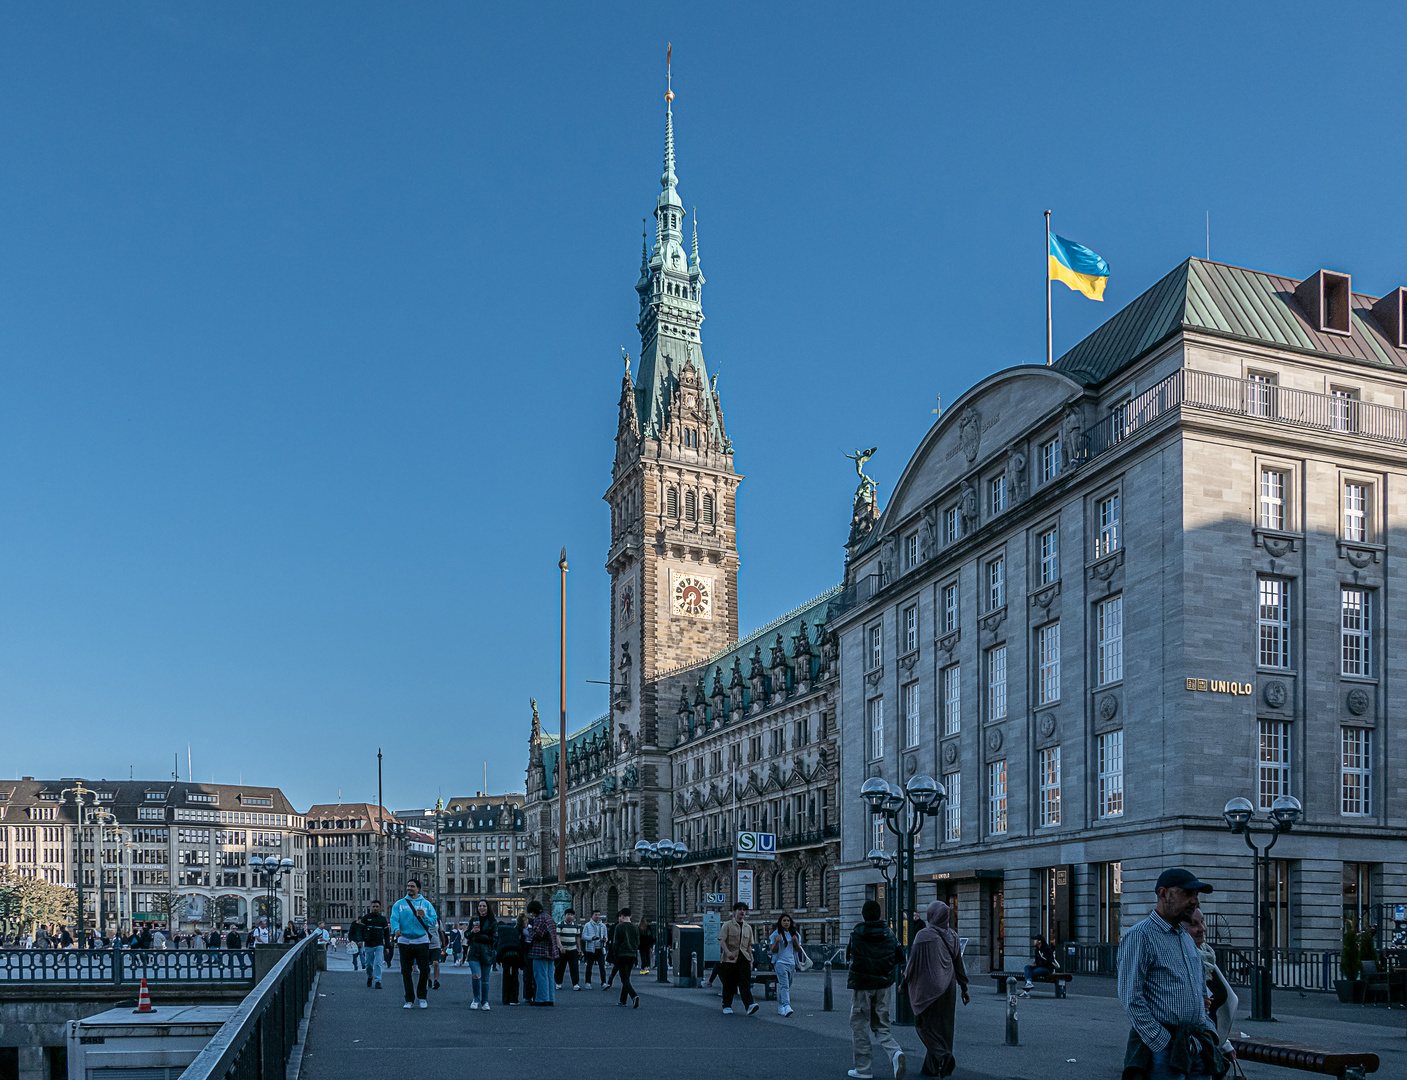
[823,960,834,1011]
[657,944,668,983]
[1004,976,1019,1046]
[692,951,701,989]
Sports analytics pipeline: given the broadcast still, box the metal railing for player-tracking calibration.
[178,935,317,1080]
[1065,942,1120,976]
[0,945,255,983]
[1213,946,1342,993]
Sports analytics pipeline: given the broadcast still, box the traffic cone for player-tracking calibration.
[133,977,155,1013]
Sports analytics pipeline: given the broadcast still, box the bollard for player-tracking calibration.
[657,944,668,983]
[693,951,701,989]
[1004,976,1019,1046]
[823,960,834,1012]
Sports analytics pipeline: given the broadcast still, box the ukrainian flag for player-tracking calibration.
[1049,233,1110,301]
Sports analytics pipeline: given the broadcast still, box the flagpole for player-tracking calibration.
[1045,210,1053,366]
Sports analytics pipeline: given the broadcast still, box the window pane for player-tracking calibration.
[943,772,960,842]
[1257,577,1292,669]
[1259,469,1285,530]
[1341,588,1370,676]
[942,665,961,737]
[943,584,959,634]
[1097,495,1121,557]
[988,646,1007,720]
[1343,484,1366,542]
[904,683,920,750]
[1038,622,1061,704]
[1257,720,1290,810]
[1039,746,1061,827]
[988,761,1007,835]
[1099,731,1124,818]
[1040,529,1059,585]
[1097,597,1123,684]
[868,697,884,760]
[988,559,1005,609]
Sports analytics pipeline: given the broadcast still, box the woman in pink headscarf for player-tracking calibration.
[902,900,969,1077]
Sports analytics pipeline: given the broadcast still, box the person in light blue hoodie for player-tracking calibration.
[389,879,438,1008]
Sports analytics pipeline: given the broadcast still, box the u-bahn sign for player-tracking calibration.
[735,831,776,860]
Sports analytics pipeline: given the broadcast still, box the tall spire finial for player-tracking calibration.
[691,206,700,266]
[661,45,678,199]
[665,42,673,104]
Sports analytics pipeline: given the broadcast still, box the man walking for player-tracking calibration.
[390,880,438,1009]
[1118,868,1224,1079]
[360,900,389,989]
[555,909,582,991]
[846,899,906,1080]
[581,909,608,987]
[718,902,759,1016]
[525,900,561,1005]
[610,908,641,1008]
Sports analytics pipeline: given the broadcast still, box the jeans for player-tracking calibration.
[775,961,794,1012]
[555,950,580,987]
[468,959,489,1004]
[1149,1040,1209,1080]
[399,942,431,1002]
[850,987,902,1074]
[1023,965,1053,984]
[532,958,555,1003]
[361,944,383,984]
[719,959,754,1009]
[351,945,361,969]
[583,950,606,984]
[616,956,638,1004]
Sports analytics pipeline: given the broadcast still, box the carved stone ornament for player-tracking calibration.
[1345,548,1374,569]
[1346,687,1370,716]
[980,608,1007,636]
[942,740,958,766]
[937,630,960,656]
[864,668,883,688]
[1038,713,1057,738]
[1090,553,1121,582]
[985,727,1003,753]
[1262,680,1287,709]
[1098,695,1119,722]
[899,651,919,673]
[905,755,918,778]
[1031,582,1061,610]
[958,407,982,464]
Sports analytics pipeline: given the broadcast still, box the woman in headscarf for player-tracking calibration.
[903,901,969,1078]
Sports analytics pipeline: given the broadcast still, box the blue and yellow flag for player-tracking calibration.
[1049,233,1110,301]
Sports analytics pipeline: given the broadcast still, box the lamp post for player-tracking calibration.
[860,774,946,1023]
[867,848,898,928]
[637,839,688,981]
[249,855,295,933]
[1223,794,1301,1021]
[61,781,96,941]
[90,807,120,939]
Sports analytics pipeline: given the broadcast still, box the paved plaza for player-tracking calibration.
[302,950,1405,1080]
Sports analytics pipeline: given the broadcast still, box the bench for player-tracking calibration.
[750,970,778,1000]
[988,970,1074,998]
[1229,1037,1378,1080]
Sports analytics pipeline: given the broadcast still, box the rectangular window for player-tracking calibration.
[1341,588,1371,676]
[1037,622,1061,704]
[987,557,1005,610]
[903,683,920,750]
[1331,388,1358,433]
[1040,528,1059,585]
[1247,372,1275,418]
[941,665,961,737]
[1096,596,1123,685]
[867,697,884,761]
[1096,495,1121,557]
[943,507,960,544]
[1041,436,1061,482]
[872,816,886,852]
[1258,720,1291,810]
[1111,401,1130,441]
[1257,577,1292,669]
[988,761,1007,835]
[868,625,883,670]
[1259,469,1285,530]
[1098,731,1124,818]
[942,583,958,634]
[987,645,1007,720]
[903,605,918,653]
[1038,747,1061,827]
[904,533,919,571]
[1341,728,1371,816]
[1343,483,1366,542]
[943,771,961,842]
[990,475,1007,515]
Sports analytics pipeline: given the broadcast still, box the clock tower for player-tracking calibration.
[605,64,741,758]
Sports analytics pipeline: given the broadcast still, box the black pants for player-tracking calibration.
[555,950,580,987]
[583,950,606,984]
[501,958,520,1003]
[399,942,431,1002]
[617,956,638,1003]
[720,958,754,1008]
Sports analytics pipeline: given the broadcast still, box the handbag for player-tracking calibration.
[795,940,812,972]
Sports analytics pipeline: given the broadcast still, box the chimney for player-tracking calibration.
[1371,287,1407,349]
[1294,270,1353,336]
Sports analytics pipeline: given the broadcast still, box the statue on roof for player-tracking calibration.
[847,446,882,549]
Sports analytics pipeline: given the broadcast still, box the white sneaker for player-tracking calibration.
[573,985,581,991]
[417,999,428,1009]
[722,1006,733,1014]
[892,1050,906,1080]
[555,983,562,989]
[1023,982,1034,990]
[402,1001,414,1009]
[847,1071,873,1079]
[746,1003,759,1015]
[481,1003,490,1011]
[470,1001,480,1010]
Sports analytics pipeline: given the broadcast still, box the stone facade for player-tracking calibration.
[835,258,1407,971]
[305,803,407,927]
[434,794,527,920]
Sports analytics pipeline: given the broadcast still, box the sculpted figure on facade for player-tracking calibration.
[959,480,979,533]
[1006,444,1028,504]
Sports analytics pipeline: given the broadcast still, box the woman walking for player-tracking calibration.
[467,900,497,1011]
[768,913,801,1016]
[903,901,969,1078]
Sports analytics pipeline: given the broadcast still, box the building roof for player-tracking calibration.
[1054,257,1407,386]
[540,714,610,799]
[0,778,302,823]
[665,585,841,688]
[304,803,401,831]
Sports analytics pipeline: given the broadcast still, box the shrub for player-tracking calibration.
[1341,918,1360,981]
[1358,927,1378,971]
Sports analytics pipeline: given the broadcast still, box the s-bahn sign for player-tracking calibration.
[735,831,777,860]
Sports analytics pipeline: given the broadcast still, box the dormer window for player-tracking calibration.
[683,427,697,448]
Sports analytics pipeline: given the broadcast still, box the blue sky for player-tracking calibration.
[2,4,1404,811]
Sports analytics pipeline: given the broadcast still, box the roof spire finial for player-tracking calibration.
[660,43,678,200]
[691,206,700,267]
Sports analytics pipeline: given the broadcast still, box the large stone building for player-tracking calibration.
[521,71,843,940]
[835,258,1407,970]
[435,794,527,920]
[305,803,409,927]
[0,778,307,934]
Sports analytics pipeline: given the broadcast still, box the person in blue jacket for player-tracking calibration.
[389,879,439,1008]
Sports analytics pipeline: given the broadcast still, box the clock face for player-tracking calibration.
[618,582,635,626]
[671,571,713,619]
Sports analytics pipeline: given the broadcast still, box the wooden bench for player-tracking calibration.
[988,970,1073,998]
[1229,1037,1378,1080]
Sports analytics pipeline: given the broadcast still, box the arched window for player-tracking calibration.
[796,870,808,908]
[772,872,784,909]
[666,486,679,519]
[685,489,697,521]
[702,493,715,524]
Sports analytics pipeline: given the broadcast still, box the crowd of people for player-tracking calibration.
[2,918,333,950]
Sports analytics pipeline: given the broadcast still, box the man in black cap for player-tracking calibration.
[1117,869,1223,1079]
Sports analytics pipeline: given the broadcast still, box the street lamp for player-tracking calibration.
[867,848,898,927]
[90,807,120,940]
[60,781,97,941]
[858,774,947,1023]
[249,855,296,936]
[638,839,688,981]
[1223,793,1301,1021]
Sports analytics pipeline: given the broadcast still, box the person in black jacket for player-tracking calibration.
[359,901,390,990]
[466,900,497,1010]
[496,918,525,1005]
[226,929,243,949]
[846,901,906,1080]
[1021,935,1056,994]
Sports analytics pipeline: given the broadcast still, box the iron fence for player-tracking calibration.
[0,946,255,983]
[1212,946,1341,992]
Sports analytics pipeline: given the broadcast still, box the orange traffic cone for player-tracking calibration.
[133,977,155,1013]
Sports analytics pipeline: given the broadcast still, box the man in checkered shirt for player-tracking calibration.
[1117,868,1220,1078]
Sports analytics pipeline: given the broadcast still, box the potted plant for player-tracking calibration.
[1336,918,1360,1003]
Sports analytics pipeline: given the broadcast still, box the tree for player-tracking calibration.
[0,868,78,940]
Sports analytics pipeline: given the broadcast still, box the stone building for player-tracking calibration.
[305,803,407,927]
[0,778,306,934]
[834,257,1407,970]
[435,793,527,920]
[521,71,843,941]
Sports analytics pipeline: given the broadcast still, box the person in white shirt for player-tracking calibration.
[252,920,270,945]
[315,922,331,947]
[581,910,609,987]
